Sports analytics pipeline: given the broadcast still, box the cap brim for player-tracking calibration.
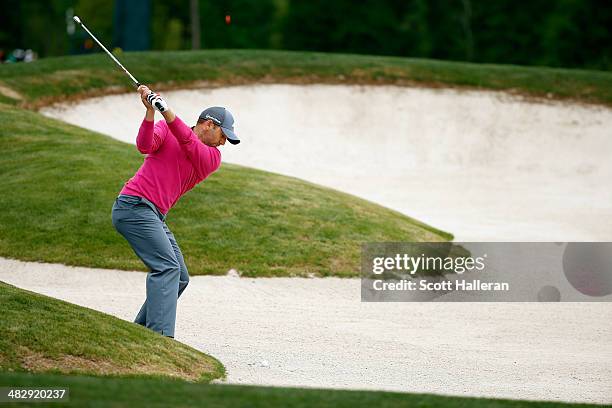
[221,127,240,145]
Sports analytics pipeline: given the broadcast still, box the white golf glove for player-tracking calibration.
[146,92,169,113]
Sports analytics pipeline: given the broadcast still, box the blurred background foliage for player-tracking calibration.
[0,0,610,70]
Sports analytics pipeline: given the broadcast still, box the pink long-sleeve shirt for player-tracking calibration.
[120,116,221,214]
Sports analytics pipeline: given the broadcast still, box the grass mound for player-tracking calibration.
[0,282,224,382]
[0,103,449,277]
[0,50,611,108]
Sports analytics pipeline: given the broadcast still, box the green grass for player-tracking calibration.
[0,371,603,408]
[0,282,224,383]
[1,50,611,108]
[0,102,449,277]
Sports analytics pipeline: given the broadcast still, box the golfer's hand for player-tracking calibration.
[146,92,169,113]
[138,85,154,111]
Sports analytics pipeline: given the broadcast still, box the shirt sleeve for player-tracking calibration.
[136,119,166,154]
[166,115,221,178]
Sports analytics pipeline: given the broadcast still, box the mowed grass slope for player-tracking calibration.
[0,103,449,277]
[1,50,611,108]
[0,371,602,408]
[0,282,224,383]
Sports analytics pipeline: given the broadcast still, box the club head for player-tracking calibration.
[73,16,81,24]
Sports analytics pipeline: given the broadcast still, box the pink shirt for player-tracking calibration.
[120,116,221,214]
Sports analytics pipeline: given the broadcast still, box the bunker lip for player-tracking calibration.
[21,73,611,111]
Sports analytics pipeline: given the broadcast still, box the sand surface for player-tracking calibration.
[41,84,612,241]
[1,257,611,403]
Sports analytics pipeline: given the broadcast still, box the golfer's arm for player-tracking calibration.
[144,108,155,122]
[161,109,176,123]
[136,110,165,154]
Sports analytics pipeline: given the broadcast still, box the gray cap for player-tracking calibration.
[199,106,239,145]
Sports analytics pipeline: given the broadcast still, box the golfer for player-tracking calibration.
[111,85,239,338]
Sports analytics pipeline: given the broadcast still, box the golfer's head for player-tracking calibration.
[196,107,239,147]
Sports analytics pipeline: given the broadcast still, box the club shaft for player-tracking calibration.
[77,19,140,87]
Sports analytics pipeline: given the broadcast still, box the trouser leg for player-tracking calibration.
[112,198,180,337]
[134,223,190,325]
[134,299,148,325]
[163,223,190,298]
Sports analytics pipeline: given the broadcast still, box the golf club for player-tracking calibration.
[73,15,141,88]
[74,15,167,112]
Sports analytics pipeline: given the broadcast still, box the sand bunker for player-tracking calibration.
[1,257,610,404]
[41,84,612,241]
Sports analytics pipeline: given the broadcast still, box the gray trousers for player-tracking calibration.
[111,194,189,337]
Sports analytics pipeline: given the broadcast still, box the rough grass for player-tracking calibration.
[0,102,450,277]
[0,282,225,383]
[0,50,610,108]
[0,370,603,408]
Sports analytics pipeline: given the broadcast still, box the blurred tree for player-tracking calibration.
[397,0,432,57]
[0,0,23,50]
[164,18,184,50]
[422,0,466,61]
[199,0,276,49]
[191,0,201,49]
[0,0,609,70]
[70,0,113,54]
[269,0,289,49]
[283,0,400,55]
[19,0,70,56]
[151,0,191,50]
[460,0,474,61]
[75,0,113,46]
[540,0,611,70]
[469,0,551,65]
[113,0,150,51]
